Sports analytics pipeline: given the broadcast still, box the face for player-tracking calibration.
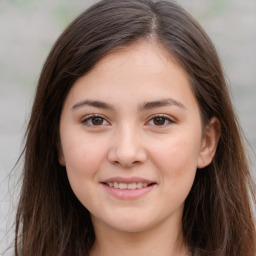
[59,41,213,234]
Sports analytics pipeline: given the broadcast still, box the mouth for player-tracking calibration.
[103,182,155,190]
[100,177,157,199]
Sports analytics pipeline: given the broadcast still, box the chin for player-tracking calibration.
[112,221,152,233]
[103,213,157,233]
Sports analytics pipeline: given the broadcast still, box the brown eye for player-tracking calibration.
[153,117,166,126]
[147,115,174,127]
[91,117,104,125]
[82,115,109,127]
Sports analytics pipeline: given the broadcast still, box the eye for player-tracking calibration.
[82,115,110,127]
[147,115,174,127]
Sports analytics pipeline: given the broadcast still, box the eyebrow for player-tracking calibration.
[72,100,114,110]
[72,98,186,111]
[139,98,186,111]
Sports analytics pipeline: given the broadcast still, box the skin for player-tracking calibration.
[59,41,219,256]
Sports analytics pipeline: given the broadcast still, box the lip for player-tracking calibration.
[101,176,155,184]
[100,176,157,200]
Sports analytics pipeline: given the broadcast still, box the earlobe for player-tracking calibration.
[59,154,66,166]
[57,142,66,166]
[197,117,221,169]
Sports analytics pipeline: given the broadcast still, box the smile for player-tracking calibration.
[101,177,156,199]
[105,182,152,190]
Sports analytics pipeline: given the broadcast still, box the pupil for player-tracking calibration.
[154,117,165,125]
[92,117,103,125]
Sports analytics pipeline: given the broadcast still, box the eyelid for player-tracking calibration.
[146,114,175,127]
[81,114,110,127]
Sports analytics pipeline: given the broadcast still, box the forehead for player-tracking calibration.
[92,40,182,77]
[63,41,198,112]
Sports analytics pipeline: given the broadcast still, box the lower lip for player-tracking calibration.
[101,183,156,199]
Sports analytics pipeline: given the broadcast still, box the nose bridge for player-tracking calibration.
[118,123,138,151]
[108,122,146,167]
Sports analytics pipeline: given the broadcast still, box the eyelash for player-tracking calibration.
[82,114,110,127]
[81,114,174,128]
[146,114,174,127]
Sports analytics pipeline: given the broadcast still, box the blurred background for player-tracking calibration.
[0,0,255,254]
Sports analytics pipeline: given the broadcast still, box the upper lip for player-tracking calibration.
[101,176,156,184]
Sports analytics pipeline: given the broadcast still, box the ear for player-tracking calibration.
[197,117,220,169]
[57,142,66,166]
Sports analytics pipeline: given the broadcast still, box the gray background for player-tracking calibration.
[0,0,255,254]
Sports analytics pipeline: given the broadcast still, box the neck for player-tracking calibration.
[90,216,189,256]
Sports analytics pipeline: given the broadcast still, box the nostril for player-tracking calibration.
[112,160,137,167]
[107,143,147,167]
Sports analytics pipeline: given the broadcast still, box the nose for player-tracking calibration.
[107,125,147,168]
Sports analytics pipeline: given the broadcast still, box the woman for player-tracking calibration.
[15,0,256,255]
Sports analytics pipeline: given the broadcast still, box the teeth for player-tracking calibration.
[137,182,143,188]
[119,183,128,189]
[107,182,149,189]
[128,183,136,189]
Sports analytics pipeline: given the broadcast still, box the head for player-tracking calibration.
[16,0,255,255]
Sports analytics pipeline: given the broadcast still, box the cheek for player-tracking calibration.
[61,135,107,181]
[145,134,201,217]
[150,134,200,184]
[61,137,107,208]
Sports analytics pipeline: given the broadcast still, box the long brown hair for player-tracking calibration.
[15,0,256,255]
